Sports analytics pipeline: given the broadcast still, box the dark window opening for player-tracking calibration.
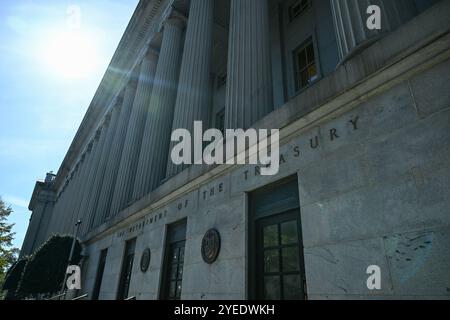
[249,177,307,300]
[256,211,305,300]
[92,249,108,300]
[288,0,311,22]
[161,219,187,300]
[117,238,136,300]
[293,38,318,92]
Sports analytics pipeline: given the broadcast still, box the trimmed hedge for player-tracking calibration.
[2,257,28,299]
[18,235,82,297]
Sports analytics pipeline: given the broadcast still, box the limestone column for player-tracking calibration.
[48,163,79,236]
[95,80,137,226]
[53,181,71,234]
[76,122,109,232]
[166,0,214,178]
[57,176,74,234]
[225,0,273,130]
[83,103,122,236]
[65,145,93,236]
[61,167,79,234]
[330,0,417,61]
[132,17,185,200]
[68,155,90,232]
[109,51,159,216]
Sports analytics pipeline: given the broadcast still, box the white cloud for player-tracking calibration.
[3,194,29,209]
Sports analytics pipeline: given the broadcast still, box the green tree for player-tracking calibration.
[0,197,19,299]
[18,235,82,298]
[2,257,28,299]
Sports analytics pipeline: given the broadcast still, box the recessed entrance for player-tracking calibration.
[249,176,306,300]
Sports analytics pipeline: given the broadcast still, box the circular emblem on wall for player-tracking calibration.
[201,229,221,264]
[140,248,151,272]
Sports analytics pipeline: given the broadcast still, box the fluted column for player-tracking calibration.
[331,0,417,61]
[109,51,159,216]
[95,80,137,226]
[76,122,109,231]
[62,166,81,233]
[48,151,86,237]
[225,0,273,130]
[64,157,86,232]
[83,103,122,235]
[58,176,75,234]
[66,145,93,235]
[166,0,214,178]
[52,181,70,234]
[132,17,185,200]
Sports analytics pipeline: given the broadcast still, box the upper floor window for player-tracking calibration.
[293,38,318,92]
[288,0,311,22]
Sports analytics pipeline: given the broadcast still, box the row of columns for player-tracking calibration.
[47,0,418,239]
[132,17,185,200]
[109,50,159,217]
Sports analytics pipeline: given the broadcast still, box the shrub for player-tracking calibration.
[18,235,82,297]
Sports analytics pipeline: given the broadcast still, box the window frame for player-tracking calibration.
[116,238,136,300]
[160,219,187,300]
[92,249,108,300]
[292,37,319,93]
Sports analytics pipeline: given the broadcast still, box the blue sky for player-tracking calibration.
[0,0,139,249]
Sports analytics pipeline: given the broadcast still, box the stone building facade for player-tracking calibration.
[21,0,450,300]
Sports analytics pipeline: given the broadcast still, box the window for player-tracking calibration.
[293,38,318,92]
[288,0,311,22]
[161,219,187,300]
[256,212,305,300]
[117,238,136,300]
[249,177,307,300]
[92,249,107,300]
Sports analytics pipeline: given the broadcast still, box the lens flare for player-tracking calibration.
[40,30,99,79]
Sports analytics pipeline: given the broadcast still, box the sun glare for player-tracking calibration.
[40,30,100,79]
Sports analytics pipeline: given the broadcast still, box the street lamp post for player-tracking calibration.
[60,219,82,299]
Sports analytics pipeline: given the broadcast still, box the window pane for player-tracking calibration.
[169,281,177,298]
[263,224,278,247]
[283,275,303,300]
[308,64,318,82]
[282,247,300,272]
[171,248,179,263]
[176,282,182,299]
[179,246,185,262]
[177,264,183,280]
[170,264,178,281]
[301,70,309,89]
[301,0,309,9]
[264,276,281,300]
[297,50,307,70]
[306,44,315,62]
[264,249,280,273]
[281,220,298,245]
